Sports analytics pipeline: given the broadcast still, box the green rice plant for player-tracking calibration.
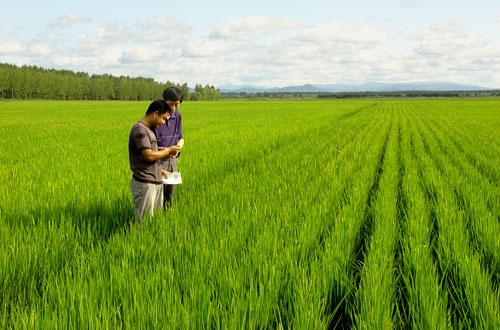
[412,103,500,329]
[352,105,400,329]
[419,105,500,272]
[308,103,396,327]
[398,103,451,329]
[1,99,500,329]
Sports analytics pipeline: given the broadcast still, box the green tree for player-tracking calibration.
[0,62,208,101]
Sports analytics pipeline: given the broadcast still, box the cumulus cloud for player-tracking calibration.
[80,22,133,51]
[119,46,163,63]
[138,15,180,30]
[0,42,24,55]
[0,42,52,57]
[3,9,499,88]
[80,16,188,51]
[414,18,484,56]
[182,40,234,58]
[46,15,92,29]
[297,22,397,44]
[177,15,499,88]
[95,22,132,44]
[425,16,465,31]
[211,15,301,39]
[25,44,53,57]
[136,15,189,41]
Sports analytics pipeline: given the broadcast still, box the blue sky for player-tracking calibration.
[1,0,499,88]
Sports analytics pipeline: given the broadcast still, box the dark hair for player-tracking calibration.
[162,86,184,103]
[145,100,171,115]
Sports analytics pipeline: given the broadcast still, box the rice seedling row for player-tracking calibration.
[410,103,500,328]
[398,103,450,329]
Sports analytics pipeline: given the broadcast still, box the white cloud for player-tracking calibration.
[3,8,499,89]
[56,55,92,68]
[425,16,466,31]
[46,15,92,29]
[414,18,486,57]
[79,16,188,51]
[119,46,163,63]
[0,42,52,57]
[138,15,180,30]
[95,22,132,44]
[182,40,233,58]
[0,42,24,55]
[212,15,301,39]
[297,22,397,45]
[137,15,189,42]
[79,22,132,52]
[25,44,53,57]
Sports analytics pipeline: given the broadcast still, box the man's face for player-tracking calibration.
[154,111,171,128]
[166,100,181,113]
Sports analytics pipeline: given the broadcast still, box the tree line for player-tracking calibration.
[0,63,221,101]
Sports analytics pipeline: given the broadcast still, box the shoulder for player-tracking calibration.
[170,111,182,120]
[175,111,183,123]
[131,122,152,138]
[131,122,145,133]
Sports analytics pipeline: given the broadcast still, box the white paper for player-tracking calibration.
[162,171,182,185]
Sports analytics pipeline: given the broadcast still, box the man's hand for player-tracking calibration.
[167,146,180,158]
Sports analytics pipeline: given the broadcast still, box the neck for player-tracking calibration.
[139,116,152,128]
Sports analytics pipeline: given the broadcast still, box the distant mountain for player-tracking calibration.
[266,84,325,93]
[219,81,489,93]
[218,84,269,93]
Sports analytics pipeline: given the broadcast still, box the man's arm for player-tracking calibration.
[141,146,179,162]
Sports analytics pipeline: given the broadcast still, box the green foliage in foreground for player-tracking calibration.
[1,99,500,329]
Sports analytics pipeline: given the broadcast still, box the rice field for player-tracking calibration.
[1,98,499,329]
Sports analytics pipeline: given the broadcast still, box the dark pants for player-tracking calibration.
[163,184,176,208]
[161,158,178,208]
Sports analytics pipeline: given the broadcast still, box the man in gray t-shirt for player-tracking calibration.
[128,100,179,222]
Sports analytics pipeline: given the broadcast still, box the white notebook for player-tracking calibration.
[162,171,182,185]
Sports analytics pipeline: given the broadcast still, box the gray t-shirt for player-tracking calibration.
[128,121,162,184]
